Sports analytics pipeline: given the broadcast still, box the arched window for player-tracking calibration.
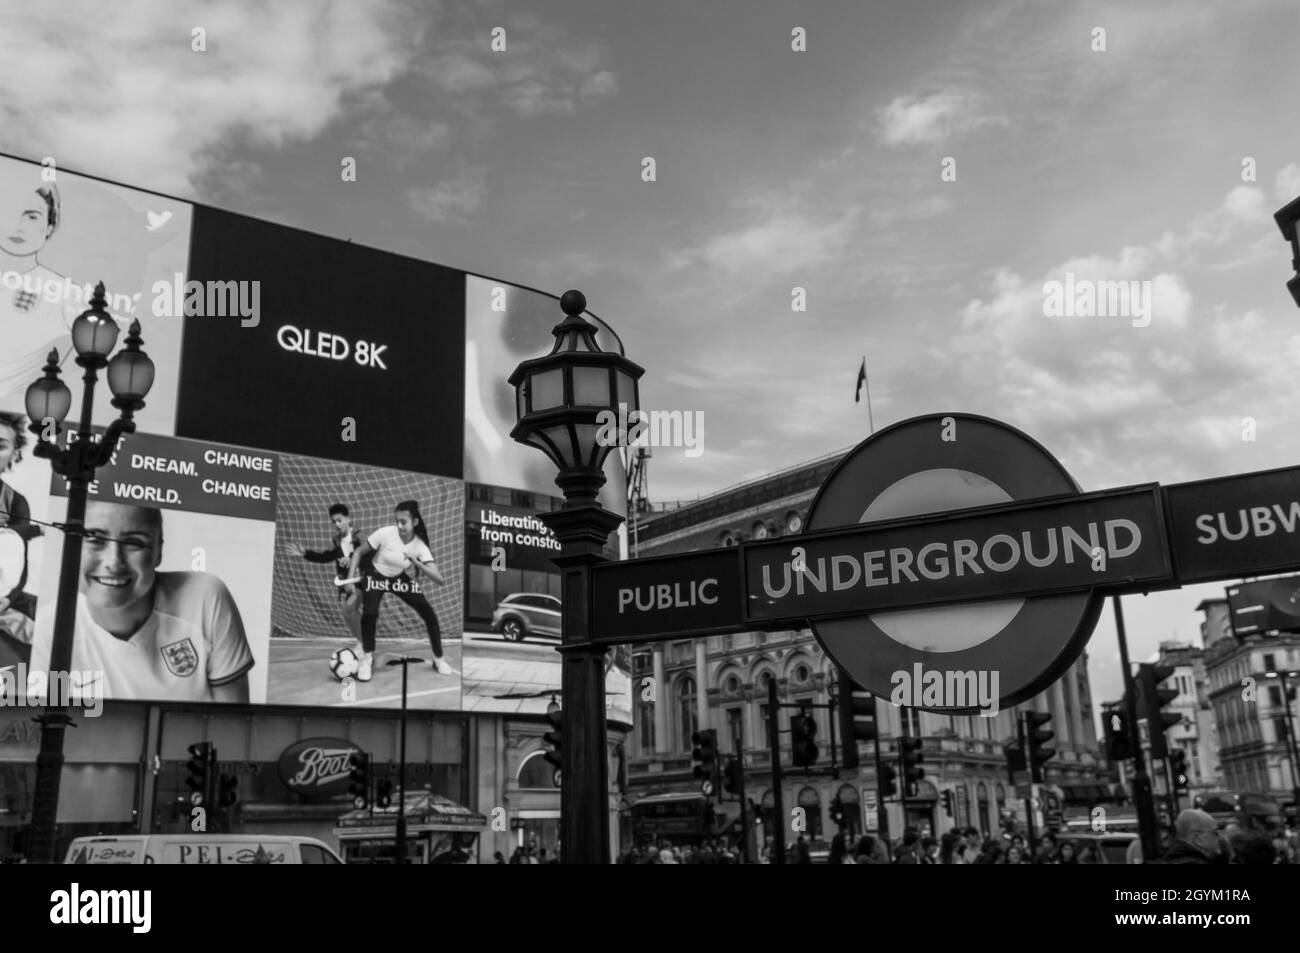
[976,782,990,835]
[678,678,697,749]
[518,751,559,789]
[798,786,823,840]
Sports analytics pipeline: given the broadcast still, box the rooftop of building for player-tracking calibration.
[634,445,850,541]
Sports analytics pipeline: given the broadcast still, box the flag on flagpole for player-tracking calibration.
[854,357,867,403]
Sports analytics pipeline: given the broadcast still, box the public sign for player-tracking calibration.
[743,485,1169,623]
[803,414,1106,712]
[585,413,1300,713]
[590,549,742,644]
[1163,465,1300,583]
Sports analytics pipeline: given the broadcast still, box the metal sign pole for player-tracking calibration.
[767,677,785,865]
[1114,595,1162,862]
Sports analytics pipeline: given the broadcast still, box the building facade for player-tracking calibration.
[0,700,628,863]
[625,452,1111,847]
[1154,640,1221,794]
[1198,597,1300,799]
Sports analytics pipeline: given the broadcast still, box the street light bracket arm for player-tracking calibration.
[87,416,136,469]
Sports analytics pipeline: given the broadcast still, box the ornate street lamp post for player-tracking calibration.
[25,283,154,863]
[509,290,643,864]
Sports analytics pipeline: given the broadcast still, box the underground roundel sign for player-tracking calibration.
[803,413,1104,713]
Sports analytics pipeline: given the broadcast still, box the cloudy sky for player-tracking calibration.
[3,0,1300,709]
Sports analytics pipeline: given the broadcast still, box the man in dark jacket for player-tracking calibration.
[1163,809,1221,864]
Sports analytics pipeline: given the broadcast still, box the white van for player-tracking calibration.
[64,835,343,865]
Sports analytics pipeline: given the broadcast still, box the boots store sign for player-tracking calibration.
[277,738,361,798]
[589,414,1300,710]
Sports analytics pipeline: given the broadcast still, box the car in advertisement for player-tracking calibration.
[491,593,561,642]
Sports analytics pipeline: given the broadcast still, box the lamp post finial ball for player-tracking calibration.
[560,289,586,316]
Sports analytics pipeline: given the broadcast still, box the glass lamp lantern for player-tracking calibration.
[509,290,645,505]
[70,282,119,366]
[24,349,72,433]
[107,319,155,412]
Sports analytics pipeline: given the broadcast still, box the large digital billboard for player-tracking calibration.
[460,275,632,724]
[0,152,631,718]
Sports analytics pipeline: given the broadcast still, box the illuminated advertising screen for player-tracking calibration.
[0,154,192,673]
[461,276,632,724]
[0,153,631,717]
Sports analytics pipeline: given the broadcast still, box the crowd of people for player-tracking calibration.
[619,838,741,864]
[614,808,1298,864]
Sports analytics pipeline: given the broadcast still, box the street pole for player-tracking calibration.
[767,677,785,865]
[1114,595,1162,862]
[870,698,890,850]
[398,658,408,864]
[732,721,749,864]
[1019,712,1036,853]
[898,706,910,847]
[28,365,100,864]
[540,504,622,865]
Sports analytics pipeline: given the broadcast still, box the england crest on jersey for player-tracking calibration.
[161,638,199,678]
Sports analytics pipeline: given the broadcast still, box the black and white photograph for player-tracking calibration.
[2,3,1300,928]
[267,453,463,710]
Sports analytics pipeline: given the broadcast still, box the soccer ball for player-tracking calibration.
[329,648,360,681]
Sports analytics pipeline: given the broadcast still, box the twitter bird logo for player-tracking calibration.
[146,210,172,231]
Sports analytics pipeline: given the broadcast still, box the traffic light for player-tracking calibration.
[879,762,898,799]
[692,729,719,787]
[722,757,742,796]
[544,703,563,773]
[1105,707,1133,761]
[1005,741,1026,784]
[1137,663,1180,759]
[790,713,819,767]
[216,774,238,810]
[348,752,371,809]
[1025,711,1055,783]
[375,779,394,809]
[836,670,877,770]
[900,737,924,795]
[942,789,954,817]
[185,742,214,807]
[829,798,845,826]
[1169,749,1190,791]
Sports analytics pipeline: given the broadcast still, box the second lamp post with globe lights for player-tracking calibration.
[23,282,155,864]
[509,290,643,865]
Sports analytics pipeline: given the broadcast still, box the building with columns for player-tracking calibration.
[625,452,1112,846]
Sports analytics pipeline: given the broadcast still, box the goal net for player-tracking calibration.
[271,454,464,643]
